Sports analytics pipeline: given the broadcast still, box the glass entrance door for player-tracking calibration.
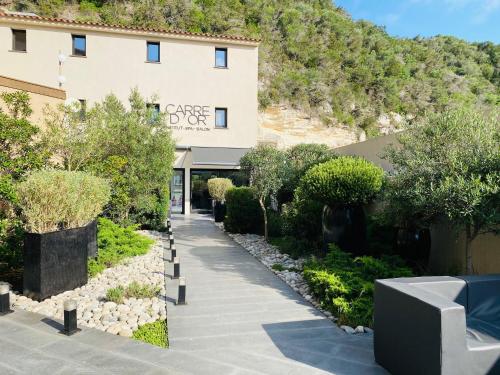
[170,169,184,214]
[190,170,216,213]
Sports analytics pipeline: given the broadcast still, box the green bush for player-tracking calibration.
[88,218,154,277]
[133,319,168,348]
[267,210,283,238]
[303,245,413,327]
[300,157,385,207]
[42,90,176,229]
[0,219,24,270]
[207,178,234,202]
[106,281,161,304]
[282,186,324,244]
[269,236,315,260]
[279,143,336,204]
[16,170,110,234]
[125,281,161,299]
[106,286,125,304]
[224,187,262,234]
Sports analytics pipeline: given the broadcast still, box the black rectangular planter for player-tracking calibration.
[86,220,98,258]
[23,223,90,301]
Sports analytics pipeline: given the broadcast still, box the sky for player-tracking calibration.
[334,0,500,43]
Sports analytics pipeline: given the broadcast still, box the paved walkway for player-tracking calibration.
[0,214,387,374]
[165,214,387,375]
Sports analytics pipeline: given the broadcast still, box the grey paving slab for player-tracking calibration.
[165,214,388,375]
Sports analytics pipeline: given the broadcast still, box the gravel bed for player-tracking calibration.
[8,231,167,338]
[215,221,372,335]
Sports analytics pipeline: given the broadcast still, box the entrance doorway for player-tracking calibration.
[170,169,184,214]
[190,169,246,213]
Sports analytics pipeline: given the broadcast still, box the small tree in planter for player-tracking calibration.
[384,109,499,274]
[16,170,110,300]
[240,145,287,240]
[207,178,234,222]
[300,156,384,254]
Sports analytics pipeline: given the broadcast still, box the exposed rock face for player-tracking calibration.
[258,105,359,148]
[258,105,404,149]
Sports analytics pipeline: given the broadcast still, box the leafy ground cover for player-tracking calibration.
[132,320,168,348]
[303,245,413,328]
[88,218,154,277]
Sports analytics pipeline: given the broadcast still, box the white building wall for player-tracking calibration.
[0,20,259,149]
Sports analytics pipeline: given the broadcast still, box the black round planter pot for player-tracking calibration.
[23,221,96,301]
[213,202,226,223]
[394,226,431,265]
[322,205,367,255]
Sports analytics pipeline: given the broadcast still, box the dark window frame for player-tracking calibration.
[215,47,228,68]
[72,34,87,57]
[146,41,160,63]
[146,103,161,121]
[11,29,26,52]
[215,107,228,128]
[78,99,86,120]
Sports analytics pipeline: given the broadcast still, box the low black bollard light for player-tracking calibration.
[0,284,13,315]
[170,244,177,262]
[173,257,180,279]
[176,277,187,305]
[61,299,80,336]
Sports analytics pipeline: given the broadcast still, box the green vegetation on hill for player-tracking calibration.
[10,0,499,134]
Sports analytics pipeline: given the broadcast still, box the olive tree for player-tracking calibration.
[240,145,287,240]
[384,109,499,274]
[42,89,176,228]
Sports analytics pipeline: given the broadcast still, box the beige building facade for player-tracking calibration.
[0,11,259,214]
[0,74,66,124]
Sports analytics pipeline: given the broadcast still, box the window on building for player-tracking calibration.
[78,99,86,120]
[12,29,26,52]
[147,42,160,62]
[72,35,86,56]
[215,48,227,68]
[215,108,227,128]
[146,103,161,120]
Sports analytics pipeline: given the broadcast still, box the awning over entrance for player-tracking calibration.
[191,147,250,166]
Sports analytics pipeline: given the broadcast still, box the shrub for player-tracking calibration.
[106,282,161,304]
[282,186,324,243]
[106,286,125,304]
[207,178,234,202]
[42,90,176,229]
[133,319,168,348]
[279,144,336,204]
[16,170,110,233]
[88,218,154,277]
[224,187,262,234]
[303,245,413,327]
[271,263,285,271]
[269,236,316,260]
[125,281,161,299]
[267,210,283,238]
[299,157,385,207]
[0,219,24,270]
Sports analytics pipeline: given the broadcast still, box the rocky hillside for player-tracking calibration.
[4,0,499,145]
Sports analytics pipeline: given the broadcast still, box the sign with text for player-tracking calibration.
[166,104,211,131]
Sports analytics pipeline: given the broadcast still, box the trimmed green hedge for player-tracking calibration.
[133,320,168,348]
[224,187,262,234]
[88,218,154,277]
[303,245,413,327]
[300,156,384,206]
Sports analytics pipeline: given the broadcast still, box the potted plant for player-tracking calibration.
[299,156,384,255]
[207,178,234,222]
[16,170,110,300]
